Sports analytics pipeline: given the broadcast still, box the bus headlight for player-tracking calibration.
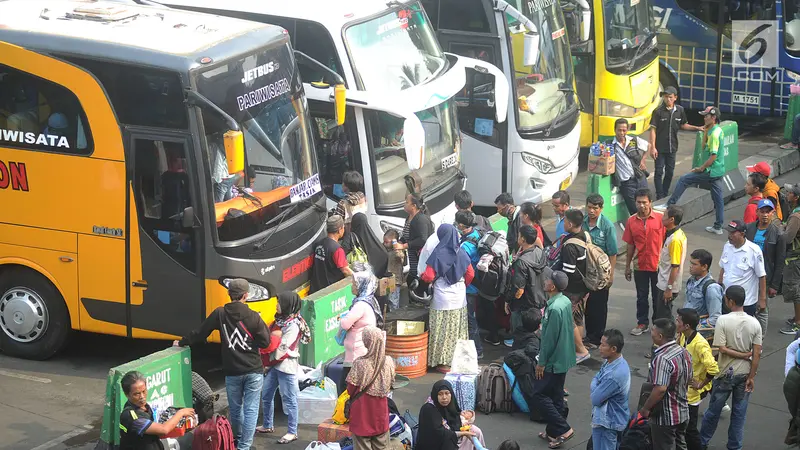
[221,278,270,302]
[599,99,639,117]
[521,152,554,174]
[787,69,800,82]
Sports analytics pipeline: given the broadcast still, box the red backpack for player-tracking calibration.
[192,414,235,450]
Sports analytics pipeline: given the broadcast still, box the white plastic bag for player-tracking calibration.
[305,442,341,450]
[449,339,479,375]
[297,376,339,424]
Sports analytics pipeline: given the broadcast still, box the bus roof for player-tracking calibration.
[162,0,417,33]
[0,0,288,71]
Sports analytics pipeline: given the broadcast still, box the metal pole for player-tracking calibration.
[714,0,726,107]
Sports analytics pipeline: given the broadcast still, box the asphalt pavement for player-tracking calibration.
[0,121,798,450]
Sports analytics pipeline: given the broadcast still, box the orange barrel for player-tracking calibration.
[386,331,428,378]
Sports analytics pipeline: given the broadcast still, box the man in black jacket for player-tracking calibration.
[560,209,590,363]
[174,279,271,450]
[504,225,548,347]
[495,192,521,254]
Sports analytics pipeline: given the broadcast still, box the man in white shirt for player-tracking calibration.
[718,220,767,336]
[610,118,650,216]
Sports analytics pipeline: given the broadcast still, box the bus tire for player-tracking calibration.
[191,371,215,422]
[659,66,680,104]
[0,267,70,360]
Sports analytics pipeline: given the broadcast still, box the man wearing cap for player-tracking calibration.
[534,270,576,447]
[175,279,271,450]
[782,185,800,334]
[718,220,767,335]
[648,86,704,200]
[311,215,353,293]
[743,171,766,224]
[745,199,784,305]
[667,106,726,234]
[747,161,783,220]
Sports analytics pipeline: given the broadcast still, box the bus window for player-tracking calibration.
[294,20,344,83]
[133,138,196,272]
[0,64,91,154]
[449,42,501,147]
[310,104,360,200]
[439,0,490,33]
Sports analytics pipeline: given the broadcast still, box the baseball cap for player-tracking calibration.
[746,161,771,177]
[725,219,747,233]
[757,199,775,210]
[699,106,720,117]
[228,278,250,299]
[660,86,678,96]
[550,270,569,291]
[787,184,800,196]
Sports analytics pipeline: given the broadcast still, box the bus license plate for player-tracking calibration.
[560,174,572,190]
[733,94,759,105]
[441,153,459,171]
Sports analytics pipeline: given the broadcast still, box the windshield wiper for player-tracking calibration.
[250,198,325,253]
[544,73,575,137]
[626,31,657,71]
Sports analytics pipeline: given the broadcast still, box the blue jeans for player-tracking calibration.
[226,372,263,450]
[467,293,483,355]
[700,373,750,449]
[667,171,724,229]
[592,426,622,450]
[262,368,299,435]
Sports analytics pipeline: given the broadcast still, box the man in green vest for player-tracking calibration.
[666,106,726,235]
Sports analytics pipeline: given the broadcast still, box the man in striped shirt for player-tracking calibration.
[639,318,693,450]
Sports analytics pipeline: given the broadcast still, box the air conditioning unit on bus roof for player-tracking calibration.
[64,4,140,22]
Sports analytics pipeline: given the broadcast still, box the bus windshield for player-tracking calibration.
[508,0,576,131]
[603,0,657,70]
[195,43,321,242]
[345,2,445,91]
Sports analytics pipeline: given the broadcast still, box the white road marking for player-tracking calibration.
[29,425,93,450]
[0,369,51,383]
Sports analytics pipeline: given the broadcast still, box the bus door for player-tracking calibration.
[126,130,204,339]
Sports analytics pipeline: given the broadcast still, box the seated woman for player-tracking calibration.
[119,371,195,450]
[417,380,483,450]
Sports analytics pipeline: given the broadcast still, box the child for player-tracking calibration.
[511,308,541,358]
[384,229,405,311]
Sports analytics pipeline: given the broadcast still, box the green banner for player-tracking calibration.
[299,277,353,367]
[99,347,193,446]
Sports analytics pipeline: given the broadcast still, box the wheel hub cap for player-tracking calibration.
[0,287,49,343]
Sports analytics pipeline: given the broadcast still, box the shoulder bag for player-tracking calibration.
[344,357,386,420]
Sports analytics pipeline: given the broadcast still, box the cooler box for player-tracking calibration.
[318,418,351,443]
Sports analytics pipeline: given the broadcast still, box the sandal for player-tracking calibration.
[548,430,574,449]
[277,434,298,444]
[256,426,274,433]
[538,432,554,442]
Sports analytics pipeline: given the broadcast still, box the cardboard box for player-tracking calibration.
[388,320,425,336]
[588,154,615,176]
[377,276,397,297]
[318,418,351,443]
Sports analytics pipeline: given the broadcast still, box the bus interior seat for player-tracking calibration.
[375,154,410,204]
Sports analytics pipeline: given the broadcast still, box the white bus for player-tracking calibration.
[421,0,581,207]
[165,0,509,234]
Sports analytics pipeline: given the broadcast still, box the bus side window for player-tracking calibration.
[448,43,501,147]
[439,0,490,32]
[0,64,91,154]
[132,138,196,272]
[309,102,360,200]
[293,20,344,83]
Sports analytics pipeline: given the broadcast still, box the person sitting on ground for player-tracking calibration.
[332,171,368,231]
[346,326,396,450]
[339,264,382,394]
[417,380,480,450]
[119,371,195,450]
[455,190,492,231]
[512,308,542,355]
[747,161,783,220]
[683,249,724,330]
[743,171,766,224]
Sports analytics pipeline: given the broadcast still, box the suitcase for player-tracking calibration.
[324,354,346,393]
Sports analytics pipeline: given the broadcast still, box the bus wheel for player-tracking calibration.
[191,371,216,422]
[0,268,70,360]
[659,67,680,104]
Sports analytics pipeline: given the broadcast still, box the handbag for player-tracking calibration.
[344,358,386,420]
[347,234,369,265]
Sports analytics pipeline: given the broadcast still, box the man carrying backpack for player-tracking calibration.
[683,249,724,330]
[457,210,486,358]
[559,209,590,363]
[583,194,619,348]
[504,225,548,347]
[455,190,492,231]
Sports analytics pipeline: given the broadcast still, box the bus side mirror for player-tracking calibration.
[523,32,540,66]
[224,130,245,174]
[334,84,347,126]
[403,117,425,171]
[182,206,195,228]
[581,10,591,41]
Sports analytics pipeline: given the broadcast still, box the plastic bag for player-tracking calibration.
[449,339,480,375]
[297,377,338,402]
[332,390,350,424]
[305,442,341,450]
[335,312,348,346]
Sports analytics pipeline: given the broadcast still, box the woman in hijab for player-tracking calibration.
[258,292,311,444]
[346,326,396,450]
[420,224,474,372]
[343,213,389,277]
[339,263,383,394]
[417,380,481,450]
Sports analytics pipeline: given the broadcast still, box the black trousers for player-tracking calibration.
[687,404,702,450]
[620,177,648,216]
[476,295,499,338]
[532,371,570,438]
[585,287,610,345]
[654,151,677,200]
[634,270,665,326]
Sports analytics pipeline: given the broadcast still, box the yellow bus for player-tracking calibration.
[0,0,339,359]
[560,0,661,144]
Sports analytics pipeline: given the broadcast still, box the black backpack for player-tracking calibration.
[467,230,510,299]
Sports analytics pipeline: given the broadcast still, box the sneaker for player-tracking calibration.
[484,335,502,346]
[630,324,649,336]
[477,352,484,360]
[705,226,724,235]
[781,142,798,149]
[722,404,731,414]
[781,323,800,335]
[503,339,514,348]
[788,317,797,326]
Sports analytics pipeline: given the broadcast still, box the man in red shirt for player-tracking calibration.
[743,172,766,224]
[623,189,666,337]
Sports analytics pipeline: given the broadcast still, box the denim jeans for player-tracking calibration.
[667,171,724,229]
[700,373,751,449]
[654,151,677,200]
[226,372,263,450]
[467,293,483,355]
[592,426,622,450]
[262,368,299,435]
[634,271,660,326]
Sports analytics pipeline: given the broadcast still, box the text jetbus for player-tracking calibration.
[0,0,338,359]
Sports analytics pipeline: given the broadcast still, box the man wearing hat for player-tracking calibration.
[667,106,726,234]
[648,86,704,200]
[745,199,785,335]
[747,161,783,220]
[782,185,800,334]
[718,219,767,334]
[175,278,271,450]
[310,215,353,293]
